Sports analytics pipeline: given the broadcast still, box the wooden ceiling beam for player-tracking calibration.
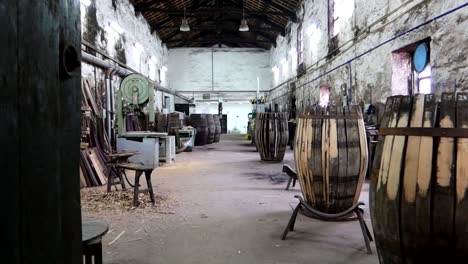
[261,0,297,22]
[167,38,273,45]
[136,7,295,18]
[150,0,214,30]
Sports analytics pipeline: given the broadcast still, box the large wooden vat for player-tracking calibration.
[255,113,289,161]
[206,114,216,144]
[213,115,222,142]
[294,106,368,214]
[370,93,468,263]
[189,114,208,146]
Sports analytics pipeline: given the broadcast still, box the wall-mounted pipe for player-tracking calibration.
[82,51,130,77]
[81,50,191,102]
[177,90,270,93]
[104,68,118,145]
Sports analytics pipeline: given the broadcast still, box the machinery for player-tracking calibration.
[117,73,155,135]
[116,74,167,168]
[247,96,267,143]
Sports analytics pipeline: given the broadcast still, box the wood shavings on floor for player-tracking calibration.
[81,186,178,216]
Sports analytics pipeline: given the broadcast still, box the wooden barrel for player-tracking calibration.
[168,112,184,135]
[254,113,289,161]
[156,113,168,132]
[294,106,368,214]
[189,114,208,146]
[370,93,468,263]
[213,115,222,142]
[205,114,216,144]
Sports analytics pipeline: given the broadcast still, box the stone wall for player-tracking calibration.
[269,0,468,113]
[80,0,172,111]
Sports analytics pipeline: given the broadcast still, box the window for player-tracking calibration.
[319,85,331,107]
[391,40,432,95]
[272,66,279,85]
[415,65,432,94]
[329,0,354,37]
[297,24,304,65]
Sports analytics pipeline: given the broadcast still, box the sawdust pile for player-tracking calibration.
[81,187,178,215]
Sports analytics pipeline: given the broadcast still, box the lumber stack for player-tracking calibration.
[294,106,368,214]
[79,79,111,188]
[370,93,468,263]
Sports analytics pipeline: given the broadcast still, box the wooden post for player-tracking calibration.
[1,0,82,263]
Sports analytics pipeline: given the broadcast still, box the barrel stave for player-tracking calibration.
[370,93,468,263]
[255,113,288,162]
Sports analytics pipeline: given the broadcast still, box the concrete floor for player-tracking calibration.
[101,135,378,264]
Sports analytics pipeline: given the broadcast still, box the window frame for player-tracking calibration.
[297,24,304,66]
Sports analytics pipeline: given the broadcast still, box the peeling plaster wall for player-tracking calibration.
[269,0,468,113]
[168,48,272,102]
[80,0,171,111]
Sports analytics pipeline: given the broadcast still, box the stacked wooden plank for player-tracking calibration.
[79,79,111,188]
[370,93,468,263]
[294,106,368,214]
[255,112,289,161]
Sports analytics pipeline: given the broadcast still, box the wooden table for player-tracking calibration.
[82,218,109,264]
[106,151,141,192]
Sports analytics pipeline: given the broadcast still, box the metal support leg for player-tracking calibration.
[283,164,298,190]
[358,207,373,242]
[285,177,293,190]
[355,207,372,254]
[281,203,301,240]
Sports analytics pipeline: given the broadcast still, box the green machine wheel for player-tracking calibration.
[117,74,155,134]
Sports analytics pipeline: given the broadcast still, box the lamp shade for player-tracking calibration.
[239,19,249,32]
[180,18,190,32]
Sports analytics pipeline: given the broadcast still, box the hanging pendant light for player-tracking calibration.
[239,19,249,32]
[239,6,249,32]
[180,6,190,32]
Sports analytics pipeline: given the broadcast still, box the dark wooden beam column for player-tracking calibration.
[2,0,82,263]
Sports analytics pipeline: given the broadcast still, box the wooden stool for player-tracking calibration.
[117,163,155,207]
[82,218,109,264]
[282,164,298,190]
[106,151,140,192]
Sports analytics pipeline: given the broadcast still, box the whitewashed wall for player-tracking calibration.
[80,0,172,111]
[269,0,468,111]
[168,48,271,101]
[193,102,252,134]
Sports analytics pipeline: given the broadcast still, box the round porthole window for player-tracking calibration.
[413,43,429,73]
